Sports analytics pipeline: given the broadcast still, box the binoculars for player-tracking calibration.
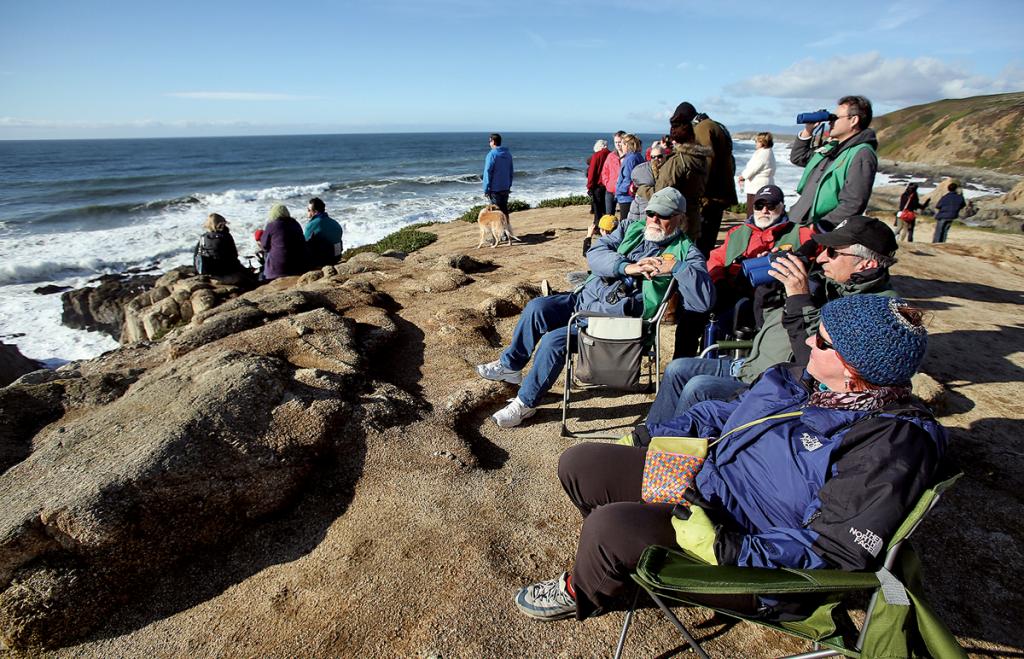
[796,110,838,124]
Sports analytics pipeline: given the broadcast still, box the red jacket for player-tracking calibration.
[707,219,816,283]
[599,151,621,192]
[587,149,611,189]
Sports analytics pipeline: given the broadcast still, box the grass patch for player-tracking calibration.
[457,199,531,223]
[727,202,748,214]
[537,194,590,208]
[341,222,438,259]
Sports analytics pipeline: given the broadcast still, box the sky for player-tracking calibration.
[1,0,1022,140]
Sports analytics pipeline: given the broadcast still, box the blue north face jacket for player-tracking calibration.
[645,366,947,571]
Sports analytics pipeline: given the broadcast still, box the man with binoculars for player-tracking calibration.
[790,95,878,231]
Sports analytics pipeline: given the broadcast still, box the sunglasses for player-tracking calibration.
[652,154,667,161]
[645,210,671,221]
[814,331,835,351]
[824,246,864,260]
[753,201,778,211]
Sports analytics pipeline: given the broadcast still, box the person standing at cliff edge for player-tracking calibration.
[483,133,514,219]
[790,95,878,232]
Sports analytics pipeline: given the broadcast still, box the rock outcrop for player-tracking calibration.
[61,272,161,341]
[0,261,412,650]
[0,343,42,388]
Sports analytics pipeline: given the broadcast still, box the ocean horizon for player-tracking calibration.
[0,131,994,364]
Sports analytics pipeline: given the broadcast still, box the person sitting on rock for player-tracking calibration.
[476,187,714,428]
[259,204,309,280]
[646,215,898,425]
[193,213,244,279]
[513,295,945,623]
[304,197,344,268]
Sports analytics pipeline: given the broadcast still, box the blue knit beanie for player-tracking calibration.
[820,295,927,386]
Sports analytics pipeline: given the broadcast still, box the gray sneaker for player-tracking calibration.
[491,397,536,428]
[514,572,577,621]
[476,360,523,385]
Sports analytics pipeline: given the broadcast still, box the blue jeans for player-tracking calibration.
[646,357,749,425]
[500,293,579,408]
[932,219,953,243]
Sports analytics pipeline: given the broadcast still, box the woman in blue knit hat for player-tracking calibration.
[515,295,948,622]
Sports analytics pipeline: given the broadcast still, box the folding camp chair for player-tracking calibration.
[560,277,677,438]
[614,471,963,659]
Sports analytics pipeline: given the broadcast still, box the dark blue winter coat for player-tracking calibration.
[645,366,947,571]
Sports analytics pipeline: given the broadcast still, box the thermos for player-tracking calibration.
[703,314,720,359]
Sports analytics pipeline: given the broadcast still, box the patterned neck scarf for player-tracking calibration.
[809,385,912,411]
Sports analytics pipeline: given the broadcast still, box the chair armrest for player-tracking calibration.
[634,545,880,596]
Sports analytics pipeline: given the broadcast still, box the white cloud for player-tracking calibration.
[807,2,926,47]
[165,92,317,101]
[677,61,706,71]
[727,52,1024,104]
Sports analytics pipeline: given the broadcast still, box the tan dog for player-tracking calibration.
[476,204,522,248]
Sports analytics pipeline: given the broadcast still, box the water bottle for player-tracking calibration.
[703,314,720,359]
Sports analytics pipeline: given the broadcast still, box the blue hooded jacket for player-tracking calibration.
[646,366,947,571]
[483,146,514,193]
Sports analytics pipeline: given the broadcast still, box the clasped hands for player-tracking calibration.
[625,256,674,280]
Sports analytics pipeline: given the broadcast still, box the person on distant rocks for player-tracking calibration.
[259,203,308,280]
[304,197,344,268]
[586,139,612,224]
[895,182,922,242]
[600,132,626,224]
[932,182,966,244]
[693,111,739,256]
[193,213,244,279]
[483,133,514,219]
[738,132,777,216]
[513,295,944,625]
[614,134,645,221]
[790,95,878,231]
[625,142,666,226]
[476,187,714,428]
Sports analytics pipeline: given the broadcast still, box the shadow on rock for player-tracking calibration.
[892,275,1024,306]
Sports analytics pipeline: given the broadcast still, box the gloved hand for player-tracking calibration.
[671,504,718,565]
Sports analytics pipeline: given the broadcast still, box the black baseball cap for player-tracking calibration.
[813,215,898,257]
[753,185,784,206]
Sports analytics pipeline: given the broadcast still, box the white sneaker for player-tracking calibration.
[492,397,536,428]
[540,279,551,297]
[514,572,577,621]
[476,360,523,385]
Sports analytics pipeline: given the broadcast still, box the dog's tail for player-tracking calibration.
[501,215,523,242]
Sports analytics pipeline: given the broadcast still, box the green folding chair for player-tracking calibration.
[614,471,964,659]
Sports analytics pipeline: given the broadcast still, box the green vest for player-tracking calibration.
[796,142,874,223]
[616,221,691,320]
[723,222,803,267]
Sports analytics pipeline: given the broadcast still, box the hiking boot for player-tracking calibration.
[540,279,551,297]
[514,572,577,621]
[492,397,536,428]
[476,360,523,385]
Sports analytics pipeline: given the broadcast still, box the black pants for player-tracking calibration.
[559,443,757,619]
[487,190,510,218]
[697,201,727,257]
[618,201,631,221]
[590,185,607,221]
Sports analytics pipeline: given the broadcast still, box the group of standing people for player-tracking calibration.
[193,197,344,282]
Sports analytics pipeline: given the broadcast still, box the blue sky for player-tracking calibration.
[2,0,1022,139]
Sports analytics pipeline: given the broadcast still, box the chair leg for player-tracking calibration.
[646,590,712,659]
[613,588,640,659]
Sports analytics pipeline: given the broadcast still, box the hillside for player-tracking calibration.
[873,91,1024,174]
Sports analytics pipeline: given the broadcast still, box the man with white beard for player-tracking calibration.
[476,187,714,428]
[705,185,814,312]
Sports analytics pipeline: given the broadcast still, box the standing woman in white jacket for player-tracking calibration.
[737,132,777,216]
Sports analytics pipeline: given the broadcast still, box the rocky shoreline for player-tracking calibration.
[2,205,1023,657]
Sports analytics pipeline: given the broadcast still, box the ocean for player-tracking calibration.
[0,131,995,364]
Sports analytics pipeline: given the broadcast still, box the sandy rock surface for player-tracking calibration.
[1,206,1022,657]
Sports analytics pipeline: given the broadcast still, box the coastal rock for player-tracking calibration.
[0,258,417,650]
[61,272,160,341]
[0,343,43,388]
